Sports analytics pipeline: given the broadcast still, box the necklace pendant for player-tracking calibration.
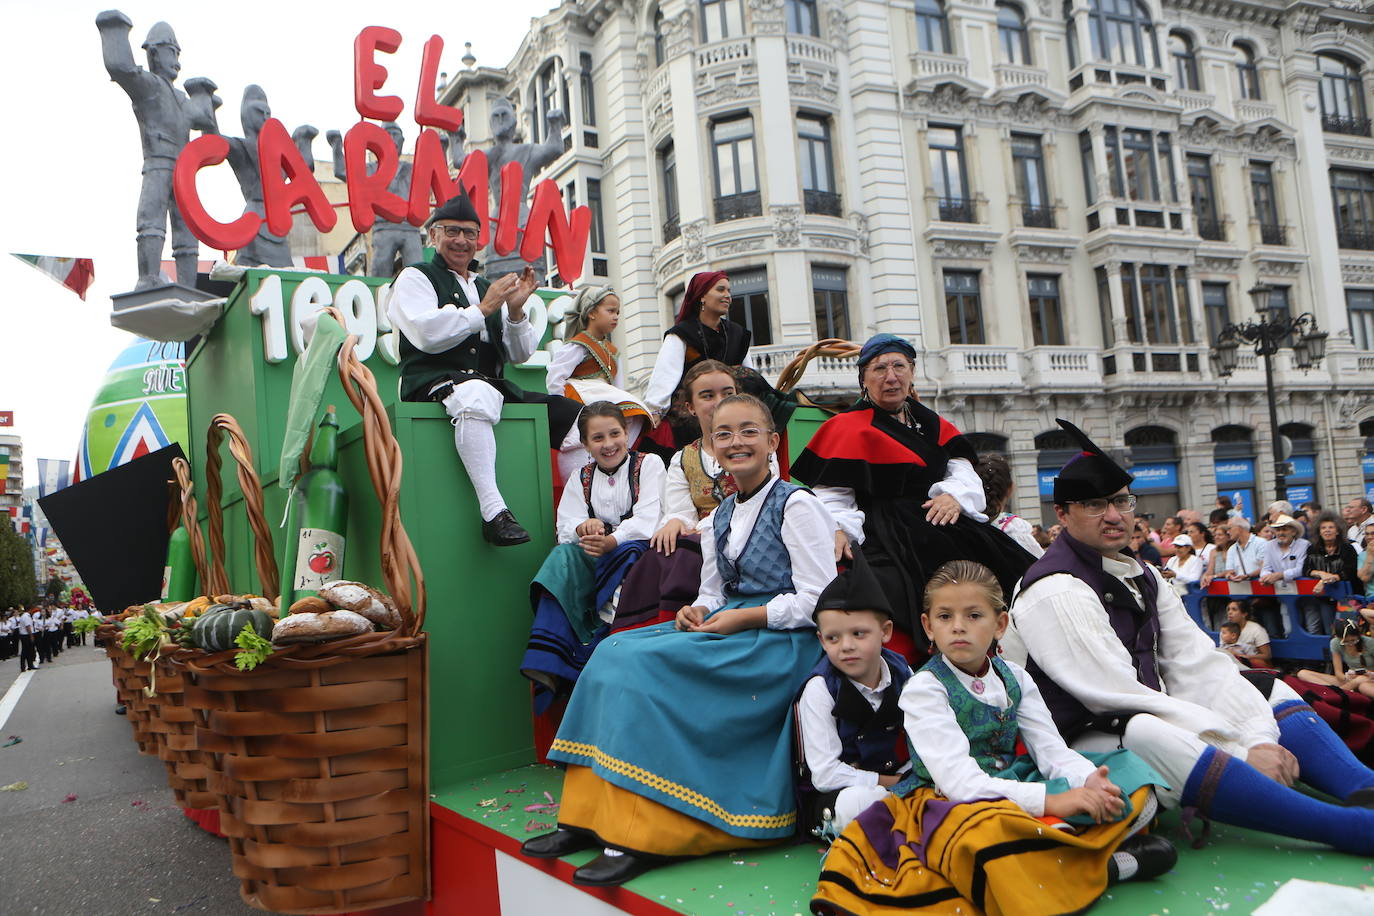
[971,678,985,695]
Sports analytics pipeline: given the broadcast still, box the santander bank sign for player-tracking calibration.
[172,27,592,282]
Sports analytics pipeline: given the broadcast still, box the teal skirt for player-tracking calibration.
[549,597,821,840]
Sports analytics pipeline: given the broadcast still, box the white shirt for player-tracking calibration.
[1261,537,1310,582]
[994,512,1044,558]
[814,457,989,546]
[798,658,911,792]
[1003,553,1281,757]
[554,453,666,545]
[1350,520,1372,546]
[661,446,782,531]
[545,338,627,396]
[44,614,59,632]
[16,612,32,635]
[642,334,755,414]
[388,265,535,363]
[692,477,837,629]
[901,655,1097,816]
[1222,534,1267,578]
[1164,553,1204,586]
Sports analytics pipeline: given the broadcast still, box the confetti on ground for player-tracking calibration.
[505,787,526,794]
[131,799,148,807]
[524,801,560,813]
[61,793,78,803]
[0,781,28,791]
[524,820,555,832]
[2,735,20,747]
[478,798,499,808]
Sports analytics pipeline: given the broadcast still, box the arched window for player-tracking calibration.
[997,3,1030,65]
[786,0,819,36]
[1235,42,1261,100]
[533,60,561,143]
[654,8,666,66]
[1170,31,1198,90]
[1088,0,1158,69]
[915,0,951,54]
[1320,53,1369,134]
[1064,0,1078,68]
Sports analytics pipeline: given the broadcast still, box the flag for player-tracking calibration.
[292,254,347,274]
[0,411,11,426]
[11,253,95,300]
[36,459,71,498]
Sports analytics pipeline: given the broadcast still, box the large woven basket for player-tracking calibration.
[170,310,430,914]
[102,632,156,756]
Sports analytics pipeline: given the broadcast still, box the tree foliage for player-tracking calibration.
[0,526,37,608]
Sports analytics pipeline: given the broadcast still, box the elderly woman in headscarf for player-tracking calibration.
[546,285,652,477]
[791,333,1036,652]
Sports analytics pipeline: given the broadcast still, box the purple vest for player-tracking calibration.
[1016,531,1161,738]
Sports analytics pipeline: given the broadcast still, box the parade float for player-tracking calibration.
[68,11,1369,916]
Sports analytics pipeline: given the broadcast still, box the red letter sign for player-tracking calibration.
[258,118,337,236]
[492,161,523,257]
[172,134,262,251]
[407,128,464,225]
[354,26,404,121]
[521,179,592,283]
[343,121,409,232]
[414,36,463,132]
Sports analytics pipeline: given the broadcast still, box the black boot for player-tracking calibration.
[520,828,595,859]
[481,509,531,547]
[1107,833,1177,884]
[572,851,656,886]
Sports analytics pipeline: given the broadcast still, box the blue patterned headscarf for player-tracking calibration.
[857,333,917,368]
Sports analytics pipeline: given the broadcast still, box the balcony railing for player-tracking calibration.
[714,192,762,222]
[937,197,976,223]
[942,346,1023,390]
[663,213,681,243]
[1259,222,1288,246]
[1025,346,1103,388]
[803,189,843,217]
[1197,218,1226,242]
[1323,113,1372,137]
[1338,226,1374,250]
[1021,204,1055,228]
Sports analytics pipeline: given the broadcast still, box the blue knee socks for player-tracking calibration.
[1274,699,1374,797]
[1182,746,1374,855]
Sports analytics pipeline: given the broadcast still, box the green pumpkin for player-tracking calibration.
[202,600,250,616]
[192,608,273,653]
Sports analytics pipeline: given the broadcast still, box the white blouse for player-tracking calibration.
[815,456,989,546]
[901,655,1098,816]
[388,265,535,362]
[692,476,837,629]
[642,334,755,415]
[545,338,626,396]
[661,446,781,531]
[554,453,666,545]
[1164,553,1205,586]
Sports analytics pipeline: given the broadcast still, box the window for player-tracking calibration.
[944,270,985,344]
[564,180,576,212]
[1349,289,1374,350]
[1170,32,1198,90]
[915,0,951,54]
[1028,274,1065,345]
[1012,134,1053,227]
[1250,161,1283,244]
[812,266,851,339]
[1202,282,1230,343]
[799,114,840,215]
[997,3,1030,65]
[1188,154,1222,240]
[1235,43,1261,101]
[1267,285,1292,324]
[729,268,772,345]
[660,141,680,241]
[702,0,743,41]
[534,61,563,144]
[1105,127,1172,202]
[1087,0,1158,69]
[929,125,972,221]
[1331,168,1374,250]
[1119,263,1188,344]
[1096,266,1115,347]
[654,9,666,66]
[587,178,605,254]
[713,116,760,220]
[579,53,596,127]
[1065,0,1079,69]
[1320,54,1369,135]
[787,0,819,36]
[1080,130,1097,204]
[1174,267,1194,344]
[1139,264,1177,344]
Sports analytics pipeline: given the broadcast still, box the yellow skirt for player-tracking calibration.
[812,786,1156,916]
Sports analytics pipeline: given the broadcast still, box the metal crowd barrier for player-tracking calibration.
[1179,579,1353,663]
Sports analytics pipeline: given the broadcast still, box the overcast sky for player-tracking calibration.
[0,0,555,482]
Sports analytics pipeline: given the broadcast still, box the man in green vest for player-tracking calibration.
[391,193,583,546]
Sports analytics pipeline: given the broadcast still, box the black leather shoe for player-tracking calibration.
[572,851,655,886]
[1107,833,1177,884]
[114,704,127,715]
[1345,786,1374,808]
[482,510,530,547]
[520,828,594,859]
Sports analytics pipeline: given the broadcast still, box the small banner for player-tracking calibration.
[0,411,11,426]
[10,254,95,300]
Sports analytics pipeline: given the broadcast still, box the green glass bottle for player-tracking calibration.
[283,406,349,608]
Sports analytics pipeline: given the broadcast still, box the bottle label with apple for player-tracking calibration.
[295,527,345,593]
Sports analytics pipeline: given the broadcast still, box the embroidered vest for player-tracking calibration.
[814,648,913,775]
[665,318,751,369]
[712,480,806,599]
[1016,531,1162,738]
[567,333,618,384]
[397,254,504,401]
[578,452,647,530]
[898,655,1022,795]
[681,441,738,520]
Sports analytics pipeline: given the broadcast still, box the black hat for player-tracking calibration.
[813,550,893,621]
[1052,417,1133,503]
[429,191,480,225]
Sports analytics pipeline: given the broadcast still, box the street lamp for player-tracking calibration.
[1209,282,1328,506]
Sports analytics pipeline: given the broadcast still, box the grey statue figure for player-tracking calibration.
[96,10,219,290]
[326,122,466,277]
[200,85,318,268]
[485,98,566,273]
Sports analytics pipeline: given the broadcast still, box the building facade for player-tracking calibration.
[0,435,22,522]
[430,0,1374,523]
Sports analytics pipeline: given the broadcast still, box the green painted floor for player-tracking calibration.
[436,765,1372,915]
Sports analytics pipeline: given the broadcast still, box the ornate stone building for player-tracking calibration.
[436,0,1374,523]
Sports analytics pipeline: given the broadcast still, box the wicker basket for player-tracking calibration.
[102,631,156,756]
[170,311,430,914]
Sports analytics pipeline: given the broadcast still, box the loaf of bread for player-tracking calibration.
[289,596,332,615]
[271,609,373,644]
[318,580,402,629]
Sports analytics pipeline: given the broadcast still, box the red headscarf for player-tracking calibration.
[677,270,729,324]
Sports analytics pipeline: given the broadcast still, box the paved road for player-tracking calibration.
[0,643,258,915]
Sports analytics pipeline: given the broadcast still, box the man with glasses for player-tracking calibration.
[390,193,583,546]
[1221,516,1266,581]
[1002,418,1374,857]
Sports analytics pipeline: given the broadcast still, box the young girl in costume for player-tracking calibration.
[521,394,837,886]
[813,560,1175,916]
[519,402,665,710]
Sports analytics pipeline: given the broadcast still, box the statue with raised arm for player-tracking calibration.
[199,84,318,268]
[485,98,566,276]
[96,10,218,290]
